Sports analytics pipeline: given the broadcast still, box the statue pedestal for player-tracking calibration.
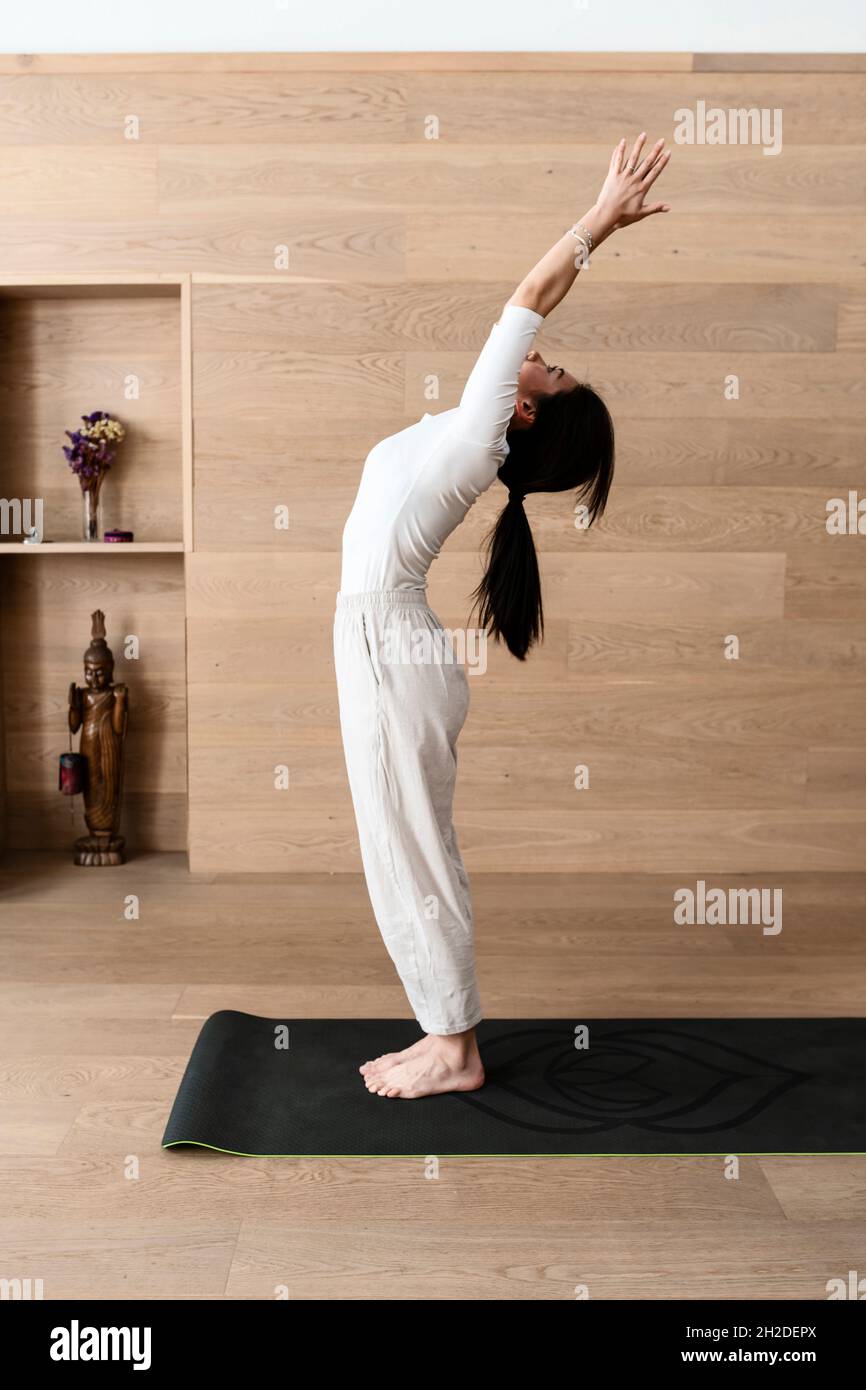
[74,833,126,867]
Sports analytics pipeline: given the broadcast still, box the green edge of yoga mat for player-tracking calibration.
[163,1144,866,1158]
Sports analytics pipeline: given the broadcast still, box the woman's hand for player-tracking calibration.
[594,132,671,230]
[507,132,671,318]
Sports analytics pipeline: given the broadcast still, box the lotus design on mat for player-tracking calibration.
[458,1026,809,1135]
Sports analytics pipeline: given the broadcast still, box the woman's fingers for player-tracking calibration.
[636,138,665,177]
[626,131,647,173]
[617,132,668,181]
[638,201,670,219]
[641,148,672,189]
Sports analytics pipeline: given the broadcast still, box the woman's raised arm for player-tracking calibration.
[508,133,671,319]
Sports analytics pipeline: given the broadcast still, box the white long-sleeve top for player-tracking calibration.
[339,302,545,594]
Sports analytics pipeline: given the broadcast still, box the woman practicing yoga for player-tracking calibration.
[334,133,671,1099]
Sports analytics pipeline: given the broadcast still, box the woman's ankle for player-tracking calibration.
[429,1027,478,1054]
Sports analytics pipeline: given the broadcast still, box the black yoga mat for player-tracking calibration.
[162,1012,866,1157]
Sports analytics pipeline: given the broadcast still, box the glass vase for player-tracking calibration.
[81,481,103,542]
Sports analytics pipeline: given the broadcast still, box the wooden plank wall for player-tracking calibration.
[0,52,863,871]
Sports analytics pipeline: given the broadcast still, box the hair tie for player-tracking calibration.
[508,489,525,505]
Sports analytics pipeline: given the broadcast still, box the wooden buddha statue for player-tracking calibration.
[67,609,129,866]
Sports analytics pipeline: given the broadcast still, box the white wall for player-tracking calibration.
[3,0,865,54]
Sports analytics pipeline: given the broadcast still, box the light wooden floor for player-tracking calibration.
[1,850,864,1300]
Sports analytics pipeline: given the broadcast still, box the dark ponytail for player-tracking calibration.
[470,382,614,661]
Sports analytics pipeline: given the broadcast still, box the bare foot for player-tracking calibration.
[359,1033,434,1076]
[363,1031,485,1099]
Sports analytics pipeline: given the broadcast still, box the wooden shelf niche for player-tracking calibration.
[0,276,193,856]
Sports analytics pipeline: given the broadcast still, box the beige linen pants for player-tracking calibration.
[333,589,482,1035]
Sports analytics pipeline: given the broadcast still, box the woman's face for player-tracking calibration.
[513,349,579,427]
